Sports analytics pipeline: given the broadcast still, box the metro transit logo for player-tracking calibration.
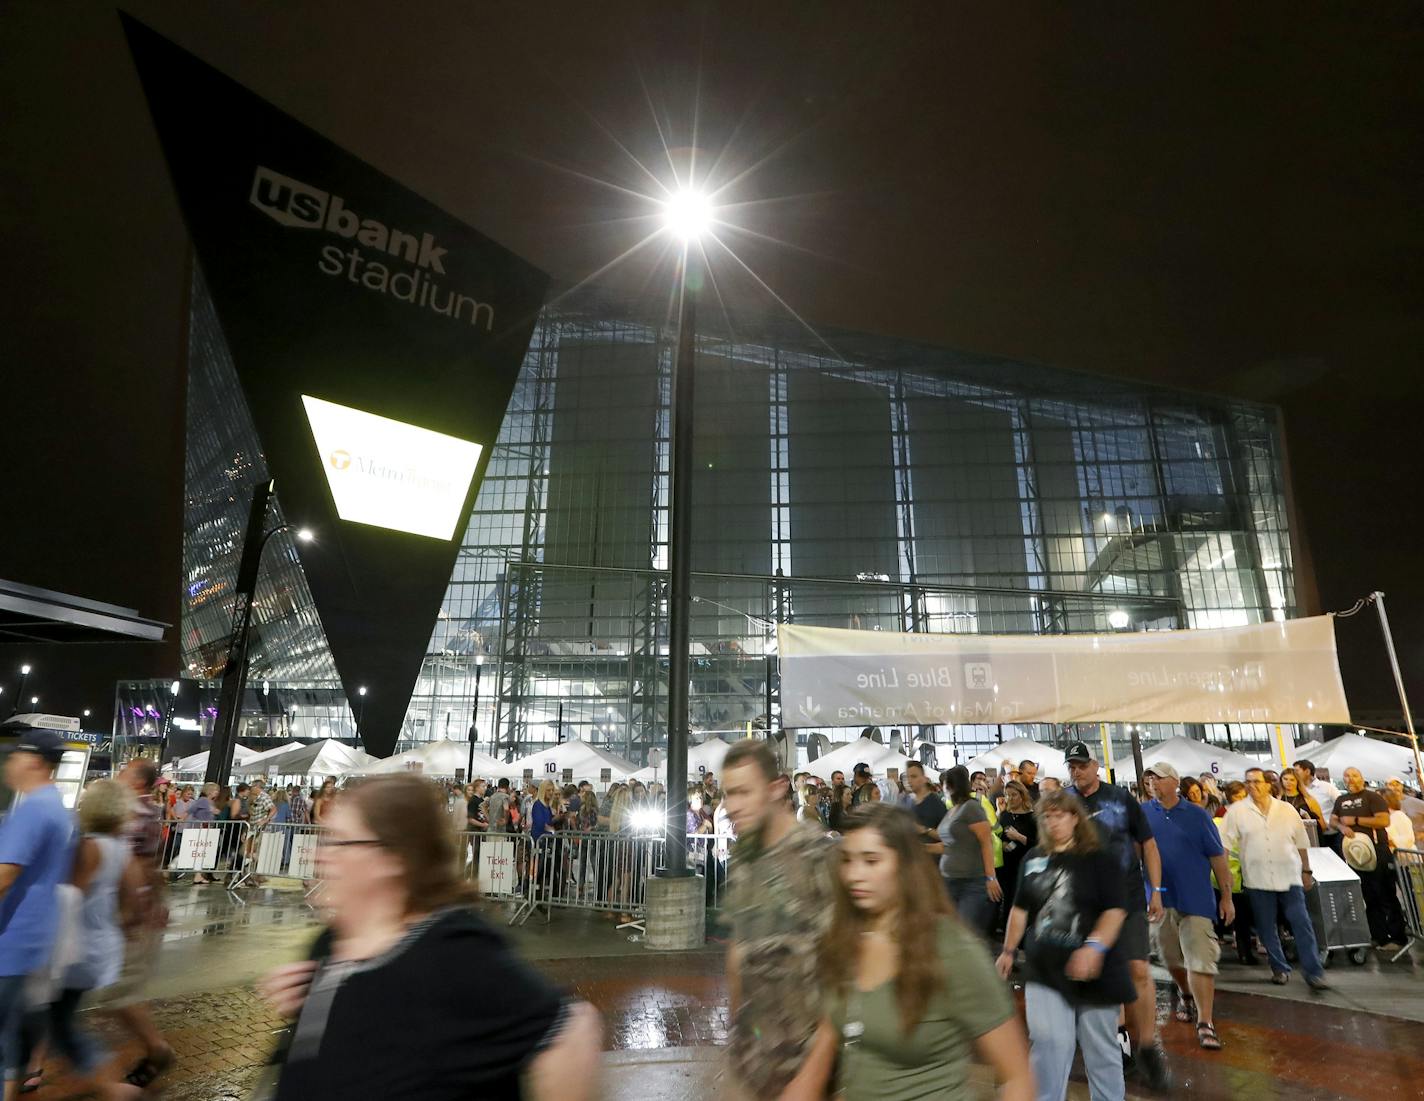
[328,450,352,471]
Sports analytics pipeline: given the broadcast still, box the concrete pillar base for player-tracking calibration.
[644,874,706,950]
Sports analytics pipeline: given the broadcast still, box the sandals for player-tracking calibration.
[124,1046,174,1088]
[1196,1021,1223,1050]
[1172,991,1197,1022]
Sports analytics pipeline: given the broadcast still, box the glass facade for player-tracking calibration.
[178,271,1299,763]
[179,263,352,742]
[395,292,1299,764]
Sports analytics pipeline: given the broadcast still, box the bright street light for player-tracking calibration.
[170,680,181,696]
[358,686,367,697]
[661,188,713,242]
[30,696,38,706]
[296,528,315,542]
[1108,609,1131,630]
[83,709,91,717]
[20,664,31,676]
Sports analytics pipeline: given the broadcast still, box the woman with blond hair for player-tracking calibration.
[996,789,1133,1101]
[259,775,601,1100]
[802,803,1031,1100]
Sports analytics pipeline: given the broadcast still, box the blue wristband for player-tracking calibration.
[1084,938,1110,955]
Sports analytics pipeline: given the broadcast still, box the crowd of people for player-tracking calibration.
[717,739,1424,1101]
[3,729,1418,1100]
[0,734,176,1098]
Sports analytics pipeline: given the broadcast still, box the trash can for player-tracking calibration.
[1303,846,1372,966]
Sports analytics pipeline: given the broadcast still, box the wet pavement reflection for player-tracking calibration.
[27,888,1422,1100]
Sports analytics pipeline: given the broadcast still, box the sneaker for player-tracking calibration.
[1270,971,1289,985]
[1135,1042,1172,1092]
[1305,974,1330,992]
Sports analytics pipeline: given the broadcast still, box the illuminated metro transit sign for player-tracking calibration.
[302,395,483,541]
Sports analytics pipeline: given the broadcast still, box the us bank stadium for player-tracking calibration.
[124,267,1309,768]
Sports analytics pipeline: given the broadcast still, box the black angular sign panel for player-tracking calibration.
[122,15,549,755]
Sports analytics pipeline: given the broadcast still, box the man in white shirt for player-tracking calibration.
[1221,767,1329,990]
[1294,759,1341,854]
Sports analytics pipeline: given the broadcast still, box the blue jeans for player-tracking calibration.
[0,973,27,1081]
[945,876,994,935]
[1025,982,1125,1101]
[1247,885,1324,980]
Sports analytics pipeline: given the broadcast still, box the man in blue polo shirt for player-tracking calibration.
[1143,761,1235,1053]
[0,729,76,1091]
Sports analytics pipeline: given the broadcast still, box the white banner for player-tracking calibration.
[778,616,1349,728]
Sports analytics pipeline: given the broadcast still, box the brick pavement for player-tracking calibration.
[27,950,1423,1100]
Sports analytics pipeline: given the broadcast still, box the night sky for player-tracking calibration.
[2,1,1421,726]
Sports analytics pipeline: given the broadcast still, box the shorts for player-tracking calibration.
[1118,909,1150,961]
[1153,908,1221,975]
[88,929,161,1010]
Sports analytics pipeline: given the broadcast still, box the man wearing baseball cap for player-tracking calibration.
[1064,740,1170,1090]
[1142,762,1234,1051]
[0,730,76,1089]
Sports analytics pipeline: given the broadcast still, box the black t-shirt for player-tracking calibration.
[911,792,948,839]
[1071,782,1153,912]
[467,794,486,827]
[274,908,565,1101]
[999,810,1037,867]
[1015,846,1136,1007]
[1332,789,1389,849]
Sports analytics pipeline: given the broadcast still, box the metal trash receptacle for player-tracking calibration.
[1304,846,1372,966]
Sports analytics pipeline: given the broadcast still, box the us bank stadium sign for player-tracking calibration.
[250,166,497,330]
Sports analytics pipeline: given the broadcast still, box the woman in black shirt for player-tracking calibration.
[258,775,601,1100]
[995,780,1037,931]
[996,789,1133,1101]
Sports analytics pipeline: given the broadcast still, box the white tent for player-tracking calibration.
[235,738,378,780]
[238,740,309,767]
[965,738,1068,780]
[1110,736,1262,783]
[506,740,641,787]
[164,743,259,776]
[363,739,506,779]
[1296,733,1417,784]
[802,737,889,783]
[632,738,735,784]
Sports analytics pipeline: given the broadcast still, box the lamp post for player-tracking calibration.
[356,685,367,734]
[206,476,314,786]
[659,187,711,879]
[466,655,484,782]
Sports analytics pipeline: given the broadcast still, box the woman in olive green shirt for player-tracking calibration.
[806,803,1033,1101]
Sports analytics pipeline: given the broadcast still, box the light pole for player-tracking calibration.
[206,475,314,786]
[466,655,484,782]
[660,187,712,879]
[356,685,367,739]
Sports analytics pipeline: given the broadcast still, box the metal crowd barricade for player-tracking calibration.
[687,832,734,914]
[457,829,536,910]
[248,821,327,902]
[160,819,253,894]
[1392,848,1423,961]
[512,830,662,928]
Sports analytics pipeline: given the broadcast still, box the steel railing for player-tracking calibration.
[158,819,253,894]
[159,816,739,932]
[1392,848,1423,961]
[506,829,736,928]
